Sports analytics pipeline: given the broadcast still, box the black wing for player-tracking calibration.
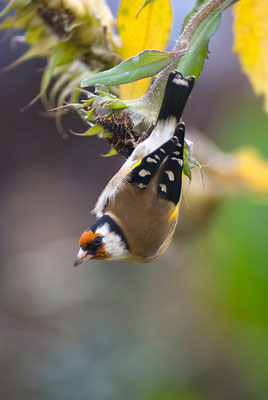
[127,135,179,189]
[126,69,194,191]
[157,123,185,205]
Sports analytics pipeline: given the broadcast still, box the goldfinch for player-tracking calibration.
[74,71,195,265]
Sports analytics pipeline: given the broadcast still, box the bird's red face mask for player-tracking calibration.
[74,230,110,266]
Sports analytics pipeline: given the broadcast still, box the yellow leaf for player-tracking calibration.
[117,0,172,100]
[233,0,268,112]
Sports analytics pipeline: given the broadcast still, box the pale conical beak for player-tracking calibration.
[74,247,90,267]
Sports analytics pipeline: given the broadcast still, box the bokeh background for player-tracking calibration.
[1,1,268,399]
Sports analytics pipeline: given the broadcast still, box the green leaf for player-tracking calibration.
[85,108,95,121]
[67,103,84,111]
[178,0,235,81]
[72,125,103,136]
[50,43,79,69]
[81,50,178,88]
[102,148,118,157]
[82,97,96,106]
[41,68,52,93]
[40,42,79,93]
[183,161,192,181]
[107,99,128,109]
[84,125,104,136]
[0,0,26,17]
[95,84,111,96]
[0,16,15,29]
[136,0,156,18]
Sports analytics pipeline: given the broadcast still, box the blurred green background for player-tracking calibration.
[0,1,268,399]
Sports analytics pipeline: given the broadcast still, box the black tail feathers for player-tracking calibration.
[157,71,195,124]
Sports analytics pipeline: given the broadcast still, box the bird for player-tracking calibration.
[74,70,195,266]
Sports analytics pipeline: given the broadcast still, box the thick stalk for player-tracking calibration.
[140,0,238,113]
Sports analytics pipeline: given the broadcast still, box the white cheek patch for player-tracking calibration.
[96,222,110,238]
[96,223,128,259]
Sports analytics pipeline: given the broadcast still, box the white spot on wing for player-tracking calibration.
[138,183,147,189]
[155,154,161,160]
[147,157,157,163]
[160,149,165,154]
[173,151,180,155]
[159,183,167,193]
[139,169,151,177]
[165,170,175,181]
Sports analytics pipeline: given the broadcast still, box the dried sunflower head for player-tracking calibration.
[0,0,120,106]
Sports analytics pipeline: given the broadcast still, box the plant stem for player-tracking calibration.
[178,0,228,44]
[140,0,238,113]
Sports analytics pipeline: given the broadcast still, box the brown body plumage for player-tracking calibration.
[105,177,178,262]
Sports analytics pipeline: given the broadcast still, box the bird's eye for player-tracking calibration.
[93,236,102,247]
